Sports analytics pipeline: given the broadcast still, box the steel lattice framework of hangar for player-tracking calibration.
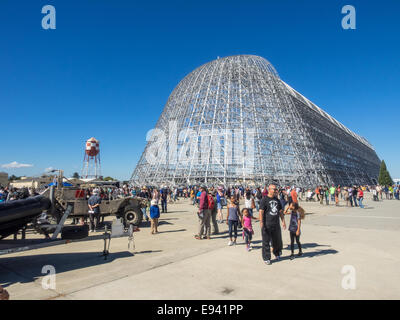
[130,55,380,187]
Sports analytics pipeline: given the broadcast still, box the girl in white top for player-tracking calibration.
[244,190,255,217]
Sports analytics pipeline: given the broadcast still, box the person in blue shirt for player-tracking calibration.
[160,187,168,213]
[196,189,202,206]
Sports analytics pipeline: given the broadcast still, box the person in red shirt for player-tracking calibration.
[290,188,298,204]
[195,186,211,239]
[357,187,364,208]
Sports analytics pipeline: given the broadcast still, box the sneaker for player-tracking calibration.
[248,244,253,250]
[264,260,272,265]
[228,241,233,246]
[290,254,295,260]
[297,251,303,257]
[246,245,249,251]
[275,255,281,261]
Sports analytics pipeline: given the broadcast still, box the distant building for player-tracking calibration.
[10,176,53,189]
[394,179,400,185]
[0,172,8,187]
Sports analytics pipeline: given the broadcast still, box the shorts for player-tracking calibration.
[217,203,222,210]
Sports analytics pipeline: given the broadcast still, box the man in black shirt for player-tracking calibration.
[259,184,286,265]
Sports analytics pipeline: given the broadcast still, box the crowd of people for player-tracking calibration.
[191,184,305,264]
[1,181,399,265]
[167,183,399,264]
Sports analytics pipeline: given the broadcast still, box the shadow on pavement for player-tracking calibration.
[0,250,144,287]
[156,229,187,234]
[249,242,338,258]
[285,243,331,250]
[134,250,162,255]
[140,220,173,228]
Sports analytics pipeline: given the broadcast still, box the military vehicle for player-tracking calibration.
[42,170,147,228]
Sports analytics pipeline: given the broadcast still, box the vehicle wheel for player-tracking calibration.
[123,206,143,226]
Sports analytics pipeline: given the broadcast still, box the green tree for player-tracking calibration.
[8,175,20,181]
[103,176,115,181]
[378,160,393,186]
[72,172,80,179]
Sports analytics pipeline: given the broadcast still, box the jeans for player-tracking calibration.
[161,199,167,212]
[228,220,238,239]
[353,196,358,207]
[141,207,148,220]
[358,197,364,208]
[89,213,100,231]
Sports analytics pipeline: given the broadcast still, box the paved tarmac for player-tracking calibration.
[1,194,399,299]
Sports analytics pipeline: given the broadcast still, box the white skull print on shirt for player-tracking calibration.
[269,200,279,216]
[260,196,283,227]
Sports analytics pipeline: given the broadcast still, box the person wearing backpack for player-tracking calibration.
[195,186,211,240]
[210,191,219,235]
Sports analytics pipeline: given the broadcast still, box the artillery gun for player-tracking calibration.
[0,170,147,241]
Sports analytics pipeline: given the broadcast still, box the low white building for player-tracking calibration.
[10,176,53,190]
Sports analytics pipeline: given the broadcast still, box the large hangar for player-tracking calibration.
[131,55,380,186]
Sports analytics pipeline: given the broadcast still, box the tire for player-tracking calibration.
[123,205,143,226]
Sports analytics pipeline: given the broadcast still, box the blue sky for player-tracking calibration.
[1,0,399,181]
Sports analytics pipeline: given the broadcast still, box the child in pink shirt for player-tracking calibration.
[241,208,258,251]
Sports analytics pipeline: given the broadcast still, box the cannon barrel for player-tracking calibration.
[0,195,51,239]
